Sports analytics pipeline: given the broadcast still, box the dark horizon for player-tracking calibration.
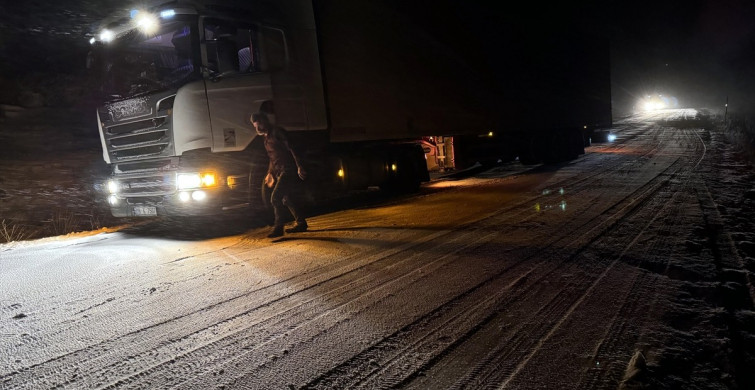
[1,1,755,116]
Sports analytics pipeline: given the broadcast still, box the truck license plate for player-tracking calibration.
[133,206,157,216]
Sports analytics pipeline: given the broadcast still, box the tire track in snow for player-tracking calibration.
[0,123,697,389]
[88,129,684,388]
[296,130,704,388]
[298,128,702,389]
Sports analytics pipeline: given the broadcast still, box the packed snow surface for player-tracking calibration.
[1,109,755,389]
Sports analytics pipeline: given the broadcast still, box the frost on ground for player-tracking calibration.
[618,110,755,389]
[1,108,755,389]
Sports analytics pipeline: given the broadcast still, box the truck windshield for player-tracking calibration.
[97,20,197,100]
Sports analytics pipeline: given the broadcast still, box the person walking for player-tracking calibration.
[251,112,308,238]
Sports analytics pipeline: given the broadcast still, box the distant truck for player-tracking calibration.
[88,0,612,217]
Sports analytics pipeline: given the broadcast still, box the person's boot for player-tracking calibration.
[267,225,284,238]
[285,221,308,233]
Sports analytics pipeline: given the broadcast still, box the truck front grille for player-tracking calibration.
[115,158,177,173]
[113,144,170,159]
[100,94,176,163]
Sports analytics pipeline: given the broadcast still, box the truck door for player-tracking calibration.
[259,25,309,130]
[202,18,308,153]
[202,18,271,152]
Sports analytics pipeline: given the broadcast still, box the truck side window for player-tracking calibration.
[204,18,259,74]
[261,27,287,71]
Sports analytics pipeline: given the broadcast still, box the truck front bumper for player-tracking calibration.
[108,188,230,217]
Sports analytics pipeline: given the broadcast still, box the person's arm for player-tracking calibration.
[276,127,307,179]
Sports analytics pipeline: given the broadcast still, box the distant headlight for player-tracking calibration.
[646,101,666,111]
[177,172,217,190]
[607,134,617,142]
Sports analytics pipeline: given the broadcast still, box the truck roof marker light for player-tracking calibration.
[99,29,115,43]
[160,9,176,18]
[134,11,159,35]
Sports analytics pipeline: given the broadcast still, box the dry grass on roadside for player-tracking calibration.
[0,219,36,243]
[1,209,108,244]
[44,209,107,237]
[726,112,755,163]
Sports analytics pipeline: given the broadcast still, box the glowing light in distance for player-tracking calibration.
[160,9,176,18]
[89,37,96,45]
[643,101,666,111]
[391,164,397,172]
[607,134,617,142]
[337,168,344,178]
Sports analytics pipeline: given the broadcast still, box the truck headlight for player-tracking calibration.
[107,180,120,194]
[177,172,217,190]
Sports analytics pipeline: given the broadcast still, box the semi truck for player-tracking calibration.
[89,0,612,218]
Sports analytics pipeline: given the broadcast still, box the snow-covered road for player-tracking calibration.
[2,109,754,389]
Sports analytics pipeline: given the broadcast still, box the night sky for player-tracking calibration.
[607,0,755,114]
[1,1,754,116]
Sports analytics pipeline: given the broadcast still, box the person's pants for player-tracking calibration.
[270,171,306,227]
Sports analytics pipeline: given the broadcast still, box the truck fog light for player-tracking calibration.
[192,190,207,201]
[178,191,191,202]
[108,195,119,205]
